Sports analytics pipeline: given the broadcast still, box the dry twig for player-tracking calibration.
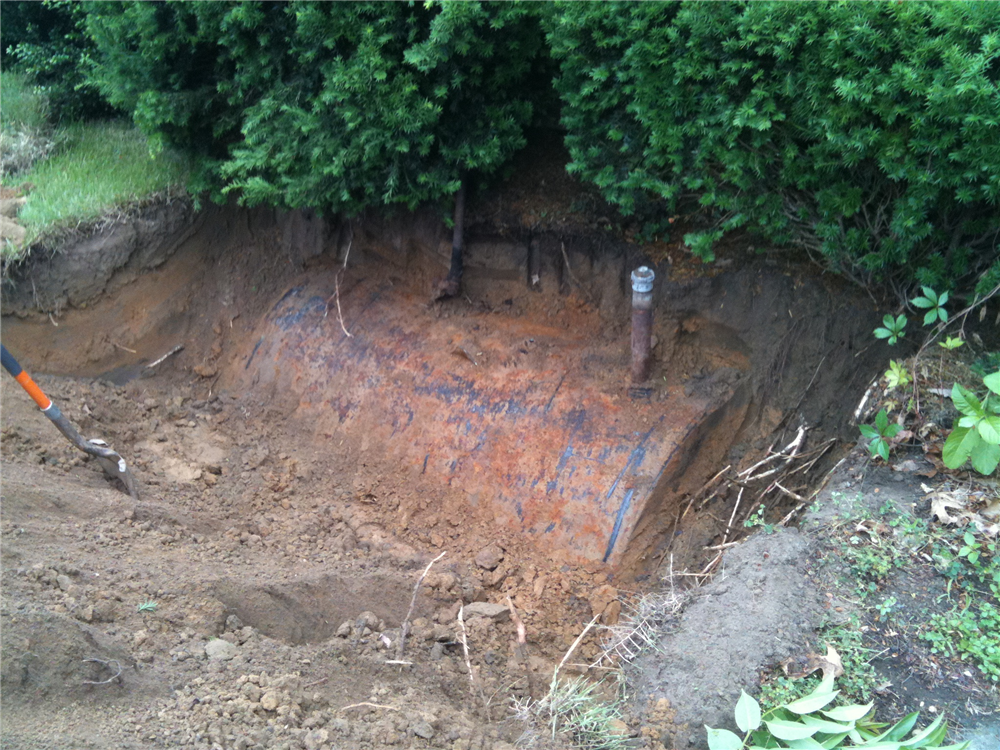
[82,658,122,685]
[457,605,477,697]
[325,224,354,338]
[396,551,446,660]
[340,702,399,712]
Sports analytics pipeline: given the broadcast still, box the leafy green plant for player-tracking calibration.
[744,504,774,534]
[923,527,1000,681]
[923,601,1000,683]
[706,672,968,750]
[941,372,1000,475]
[874,315,907,346]
[937,336,964,351]
[136,600,158,613]
[911,287,949,326]
[884,360,912,389]
[547,2,1000,292]
[859,409,901,462]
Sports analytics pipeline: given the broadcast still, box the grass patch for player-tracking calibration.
[2,71,191,261]
[1,71,50,131]
[4,120,190,255]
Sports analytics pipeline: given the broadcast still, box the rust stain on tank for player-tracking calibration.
[235,277,728,566]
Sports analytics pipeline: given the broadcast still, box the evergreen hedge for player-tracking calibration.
[548,1,1000,294]
[85,1,552,213]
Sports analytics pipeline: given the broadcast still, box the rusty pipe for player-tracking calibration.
[631,266,655,383]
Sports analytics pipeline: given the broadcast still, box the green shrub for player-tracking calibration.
[2,0,115,122]
[548,1,1000,294]
[85,2,554,213]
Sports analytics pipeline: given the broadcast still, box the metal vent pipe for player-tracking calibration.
[630,266,655,383]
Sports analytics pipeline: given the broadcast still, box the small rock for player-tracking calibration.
[56,574,73,592]
[608,718,630,736]
[429,642,446,661]
[462,601,509,622]
[0,197,27,218]
[475,543,505,571]
[204,639,238,661]
[0,216,26,249]
[303,728,330,750]
[335,621,352,638]
[260,690,281,711]
[411,720,435,740]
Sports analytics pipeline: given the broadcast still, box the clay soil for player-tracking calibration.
[3,142,998,750]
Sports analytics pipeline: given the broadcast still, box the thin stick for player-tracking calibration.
[145,345,184,369]
[549,614,601,738]
[325,225,354,337]
[704,541,741,551]
[457,605,477,697]
[506,596,527,644]
[340,702,399,712]
[303,677,329,688]
[383,660,413,666]
[82,658,122,685]
[396,551,446,660]
[720,486,745,546]
[113,342,137,354]
[775,482,806,502]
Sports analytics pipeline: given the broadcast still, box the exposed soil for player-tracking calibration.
[2,143,997,749]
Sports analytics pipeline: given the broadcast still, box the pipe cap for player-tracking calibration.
[631,266,655,293]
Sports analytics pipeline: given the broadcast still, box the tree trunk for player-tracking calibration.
[435,178,467,299]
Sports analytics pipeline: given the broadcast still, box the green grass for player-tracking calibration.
[1,71,50,131]
[2,71,191,261]
[8,121,191,252]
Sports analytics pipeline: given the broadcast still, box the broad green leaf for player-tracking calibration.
[970,441,1000,475]
[922,310,937,326]
[818,732,851,749]
[764,719,819,740]
[900,714,944,748]
[875,409,889,432]
[877,440,890,462]
[984,372,1000,395]
[977,415,1000,444]
[938,291,948,306]
[855,743,903,749]
[951,383,984,417]
[785,738,826,750]
[883,423,902,438]
[859,425,879,439]
[942,425,978,469]
[800,715,852,733]
[822,703,874,722]
[784,689,840,715]
[911,295,933,309]
[705,726,744,750]
[735,690,762,733]
[876,712,918,741]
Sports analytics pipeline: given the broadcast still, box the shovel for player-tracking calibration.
[1,344,140,499]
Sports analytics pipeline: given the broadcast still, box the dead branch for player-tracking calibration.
[720,486,745,546]
[325,224,354,338]
[396,550,446,660]
[457,605,477,697]
[506,596,527,645]
[340,702,399,712]
[113,342,137,354]
[145,345,183,370]
[739,425,807,481]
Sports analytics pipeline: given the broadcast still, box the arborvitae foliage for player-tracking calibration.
[549,1,1000,295]
[85,1,551,214]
